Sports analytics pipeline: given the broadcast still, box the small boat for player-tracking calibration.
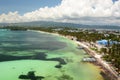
[82,57,96,62]
[77,46,84,49]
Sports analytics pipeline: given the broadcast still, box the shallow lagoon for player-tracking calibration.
[0,30,104,80]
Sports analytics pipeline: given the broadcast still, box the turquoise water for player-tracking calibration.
[0,30,104,80]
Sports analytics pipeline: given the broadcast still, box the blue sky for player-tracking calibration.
[113,0,118,2]
[0,0,61,14]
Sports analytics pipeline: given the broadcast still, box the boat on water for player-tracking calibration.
[82,57,96,62]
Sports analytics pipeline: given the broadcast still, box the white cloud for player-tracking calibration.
[0,11,22,23]
[0,0,120,25]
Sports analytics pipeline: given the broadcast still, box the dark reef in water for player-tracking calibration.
[55,64,62,68]
[47,58,66,65]
[19,71,44,80]
[0,54,31,61]
[0,41,66,51]
[0,53,66,66]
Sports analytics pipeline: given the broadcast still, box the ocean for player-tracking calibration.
[0,30,105,80]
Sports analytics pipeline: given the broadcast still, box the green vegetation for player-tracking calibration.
[100,48,107,54]
[103,44,120,72]
[1,26,28,31]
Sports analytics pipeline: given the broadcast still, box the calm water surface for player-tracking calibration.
[0,30,105,80]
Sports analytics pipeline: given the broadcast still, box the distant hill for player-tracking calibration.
[0,21,120,30]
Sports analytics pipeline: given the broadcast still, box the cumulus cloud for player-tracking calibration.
[0,0,120,25]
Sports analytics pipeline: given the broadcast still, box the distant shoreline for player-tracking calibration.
[33,29,119,80]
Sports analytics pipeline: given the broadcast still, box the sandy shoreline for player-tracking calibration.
[67,37,119,80]
[31,30,119,80]
[77,41,119,79]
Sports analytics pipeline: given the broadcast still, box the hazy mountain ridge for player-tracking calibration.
[0,21,120,30]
